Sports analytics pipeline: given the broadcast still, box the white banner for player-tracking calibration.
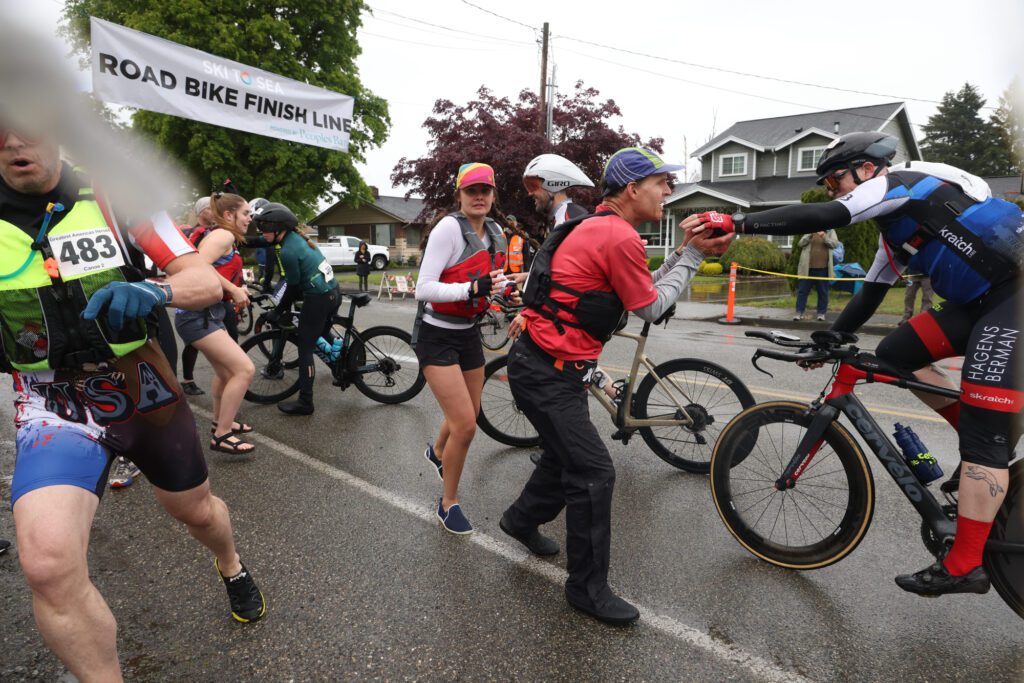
[90,17,354,152]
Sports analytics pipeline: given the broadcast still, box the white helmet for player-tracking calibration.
[523,154,594,193]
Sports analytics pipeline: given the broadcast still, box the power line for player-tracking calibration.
[453,0,992,110]
[360,30,525,52]
[457,0,537,33]
[366,6,534,46]
[558,45,897,121]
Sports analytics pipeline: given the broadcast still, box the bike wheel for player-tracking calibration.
[984,459,1024,618]
[478,308,509,351]
[477,355,541,448]
[633,358,755,473]
[710,401,875,569]
[241,330,301,404]
[237,304,254,336]
[348,326,425,404]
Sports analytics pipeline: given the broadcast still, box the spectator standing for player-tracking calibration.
[901,270,934,323]
[794,229,838,321]
[355,240,371,291]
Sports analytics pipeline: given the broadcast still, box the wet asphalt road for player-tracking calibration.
[1,299,1022,682]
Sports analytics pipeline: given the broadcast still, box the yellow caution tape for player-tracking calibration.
[734,264,865,281]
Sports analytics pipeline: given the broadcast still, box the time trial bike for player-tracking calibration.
[709,329,1023,618]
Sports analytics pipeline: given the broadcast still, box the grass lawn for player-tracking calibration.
[333,267,420,286]
[744,286,940,317]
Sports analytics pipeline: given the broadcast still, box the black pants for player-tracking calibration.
[358,274,369,291]
[296,289,341,401]
[503,335,615,605]
[181,303,238,381]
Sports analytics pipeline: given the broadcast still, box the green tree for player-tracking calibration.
[785,186,880,290]
[989,78,1024,176]
[62,1,389,217]
[919,83,1003,176]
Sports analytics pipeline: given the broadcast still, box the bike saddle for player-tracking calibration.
[351,292,372,307]
[810,330,858,347]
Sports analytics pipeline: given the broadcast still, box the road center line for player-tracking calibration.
[194,406,814,683]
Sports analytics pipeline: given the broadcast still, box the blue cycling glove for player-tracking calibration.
[82,281,167,331]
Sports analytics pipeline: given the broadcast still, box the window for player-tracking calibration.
[373,223,393,246]
[346,237,361,248]
[719,153,747,177]
[798,147,826,172]
[636,220,665,247]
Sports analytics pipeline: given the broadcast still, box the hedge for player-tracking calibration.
[720,237,787,274]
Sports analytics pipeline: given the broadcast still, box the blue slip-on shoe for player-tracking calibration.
[424,443,443,481]
[436,498,473,535]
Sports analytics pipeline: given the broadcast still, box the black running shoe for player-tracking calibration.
[216,559,266,622]
[181,381,204,396]
[0,538,10,555]
[894,561,990,597]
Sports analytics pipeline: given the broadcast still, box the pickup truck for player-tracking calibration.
[317,236,390,270]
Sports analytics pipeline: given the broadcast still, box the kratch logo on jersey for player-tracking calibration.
[938,227,977,257]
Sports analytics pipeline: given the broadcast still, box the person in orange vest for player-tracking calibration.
[506,215,524,274]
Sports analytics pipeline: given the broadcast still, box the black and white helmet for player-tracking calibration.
[249,197,269,213]
[523,154,594,193]
[252,202,298,233]
[815,132,898,184]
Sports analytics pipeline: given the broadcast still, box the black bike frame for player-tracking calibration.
[777,361,1024,555]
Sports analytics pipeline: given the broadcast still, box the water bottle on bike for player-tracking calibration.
[315,336,343,362]
[893,423,943,484]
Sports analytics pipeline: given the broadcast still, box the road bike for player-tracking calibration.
[241,292,425,405]
[475,313,755,473]
[478,293,522,351]
[709,329,1024,617]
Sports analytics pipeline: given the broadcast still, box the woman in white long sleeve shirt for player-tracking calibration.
[414,163,508,534]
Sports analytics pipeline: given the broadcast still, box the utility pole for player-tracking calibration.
[546,64,556,143]
[538,22,549,135]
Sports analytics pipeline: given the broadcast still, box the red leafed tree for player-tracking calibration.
[391,82,664,234]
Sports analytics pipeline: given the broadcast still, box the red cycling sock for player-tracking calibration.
[936,402,960,430]
[943,515,992,576]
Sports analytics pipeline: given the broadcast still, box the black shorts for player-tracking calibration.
[414,321,485,371]
[875,278,1022,468]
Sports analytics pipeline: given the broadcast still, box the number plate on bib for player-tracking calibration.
[50,228,125,278]
[318,259,333,282]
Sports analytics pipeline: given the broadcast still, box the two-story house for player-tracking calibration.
[644,102,922,254]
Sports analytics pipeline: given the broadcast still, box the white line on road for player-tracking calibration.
[195,405,814,683]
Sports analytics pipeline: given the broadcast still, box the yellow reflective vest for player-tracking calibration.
[0,188,146,371]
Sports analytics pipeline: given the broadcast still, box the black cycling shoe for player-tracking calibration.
[499,512,559,556]
[565,587,639,626]
[278,399,314,415]
[181,381,204,396]
[529,451,542,466]
[0,538,10,555]
[894,561,990,597]
[216,559,266,623]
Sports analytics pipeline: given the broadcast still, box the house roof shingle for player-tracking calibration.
[313,194,426,225]
[692,102,906,158]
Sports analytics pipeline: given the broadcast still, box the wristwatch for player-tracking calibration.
[731,212,747,234]
[146,279,173,305]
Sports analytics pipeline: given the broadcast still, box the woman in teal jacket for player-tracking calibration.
[251,203,340,415]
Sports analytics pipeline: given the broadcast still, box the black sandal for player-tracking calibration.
[210,433,256,454]
[211,420,254,435]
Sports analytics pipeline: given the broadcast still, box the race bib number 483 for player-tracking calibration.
[50,228,125,278]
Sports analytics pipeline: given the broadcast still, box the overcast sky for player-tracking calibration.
[24,0,1024,198]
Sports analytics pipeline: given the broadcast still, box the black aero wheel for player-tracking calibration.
[477,355,540,448]
[478,308,509,351]
[241,329,300,404]
[634,358,755,473]
[984,460,1024,619]
[348,326,425,404]
[710,401,874,569]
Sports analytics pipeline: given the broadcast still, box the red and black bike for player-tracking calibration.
[710,329,1024,618]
